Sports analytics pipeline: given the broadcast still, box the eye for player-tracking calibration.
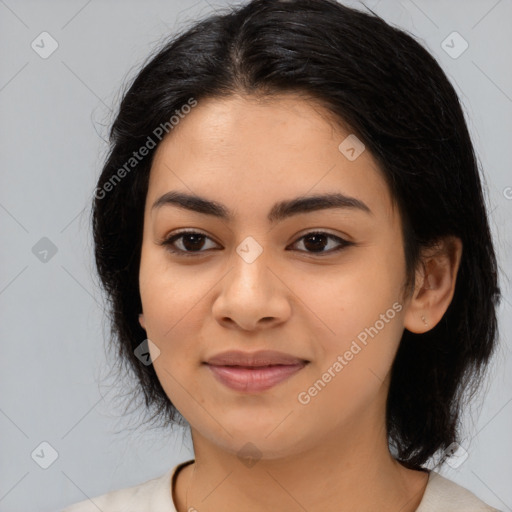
[160,230,219,257]
[289,231,353,255]
[160,230,353,257]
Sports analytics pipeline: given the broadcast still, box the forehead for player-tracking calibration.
[147,93,395,222]
[158,93,348,158]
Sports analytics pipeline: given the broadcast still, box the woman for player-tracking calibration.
[62,0,503,510]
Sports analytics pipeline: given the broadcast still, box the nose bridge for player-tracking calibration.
[229,235,273,299]
[212,235,290,330]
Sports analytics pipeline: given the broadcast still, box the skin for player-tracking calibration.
[138,93,462,512]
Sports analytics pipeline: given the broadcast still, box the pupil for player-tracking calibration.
[304,234,327,252]
[183,234,204,251]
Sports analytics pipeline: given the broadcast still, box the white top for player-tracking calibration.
[61,459,502,512]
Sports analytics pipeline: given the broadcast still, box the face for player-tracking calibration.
[138,93,410,459]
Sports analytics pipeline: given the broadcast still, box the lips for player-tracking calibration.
[204,350,309,393]
[205,349,308,367]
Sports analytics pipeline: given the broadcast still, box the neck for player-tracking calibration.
[175,412,429,512]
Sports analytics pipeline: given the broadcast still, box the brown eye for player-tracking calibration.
[161,231,219,256]
[290,232,353,255]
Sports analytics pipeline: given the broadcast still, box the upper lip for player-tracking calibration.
[205,350,308,367]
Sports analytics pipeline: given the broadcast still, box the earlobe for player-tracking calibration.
[138,313,146,330]
[403,236,463,334]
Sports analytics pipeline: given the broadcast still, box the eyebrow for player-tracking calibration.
[151,190,372,223]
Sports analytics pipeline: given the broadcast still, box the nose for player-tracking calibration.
[212,250,292,332]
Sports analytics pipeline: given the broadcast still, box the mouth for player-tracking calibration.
[205,349,309,367]
[204,361,309,393]
[203,349,310,393]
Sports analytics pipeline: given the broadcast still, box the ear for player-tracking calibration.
[138,313,146,330]
[403,236,463,334]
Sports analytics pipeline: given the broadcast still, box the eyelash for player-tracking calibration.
[160,230,353,258]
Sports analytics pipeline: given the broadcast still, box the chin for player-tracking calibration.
[210,424,312,462]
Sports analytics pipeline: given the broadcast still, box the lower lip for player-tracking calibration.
[206,363,307,393]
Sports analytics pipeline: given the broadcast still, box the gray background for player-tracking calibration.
[0,0,511,511]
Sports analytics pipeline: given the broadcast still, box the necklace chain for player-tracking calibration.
[184,462,197,512]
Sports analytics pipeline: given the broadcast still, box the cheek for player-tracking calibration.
[140,273,209,420]
[297,309,404,429]
[138,253,211,407]
[304,253,402,339]
[301,247,405,381]
[139,245,205,336]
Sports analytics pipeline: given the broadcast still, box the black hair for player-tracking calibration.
[92,0,501,470]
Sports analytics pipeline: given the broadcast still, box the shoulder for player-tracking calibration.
[60,467,175,512]
[416,471,503,512]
